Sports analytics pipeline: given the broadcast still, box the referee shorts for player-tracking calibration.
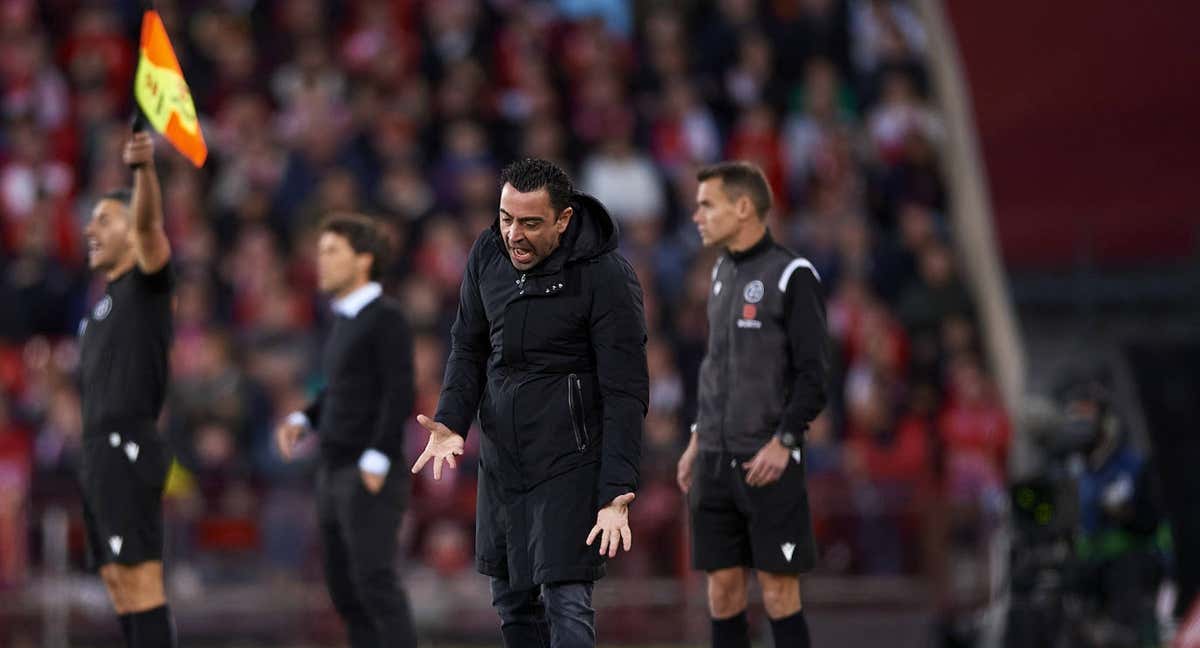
[79,421,170,570]
[687,449,816,574]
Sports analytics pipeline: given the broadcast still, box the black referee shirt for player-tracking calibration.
[78,264,174,436]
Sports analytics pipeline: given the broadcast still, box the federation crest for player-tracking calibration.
[743,280,764,304]
[93,295,113,321]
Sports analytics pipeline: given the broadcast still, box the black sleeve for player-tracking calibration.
[434,235,491,439]
[133,261,175,294]
[589,254,649,508]
[369,306,415,461]
[304,388,325,429]
[779,265,829,441]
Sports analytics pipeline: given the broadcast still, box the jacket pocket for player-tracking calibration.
[567,373,589,451]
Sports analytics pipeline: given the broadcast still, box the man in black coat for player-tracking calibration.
[411,158,648,648]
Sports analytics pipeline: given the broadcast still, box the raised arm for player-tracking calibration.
[123,132,171,274]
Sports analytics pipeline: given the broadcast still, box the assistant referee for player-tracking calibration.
[678,162,830,648]
[78,131,177,647]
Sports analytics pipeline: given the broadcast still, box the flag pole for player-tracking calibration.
[130,0,152,136]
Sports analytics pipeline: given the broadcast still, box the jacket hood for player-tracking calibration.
[564,191,619,262]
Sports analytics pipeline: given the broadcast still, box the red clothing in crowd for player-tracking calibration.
[0,423,32,586]
[847,415,932,491]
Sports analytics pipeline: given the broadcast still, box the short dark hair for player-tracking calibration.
[500,158,574,215]
[100,188,132,206]
[696,161,773,219]
[319,213,390,281]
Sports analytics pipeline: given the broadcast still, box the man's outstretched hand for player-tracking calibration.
[410,414,465,480]
[586,492,635,558]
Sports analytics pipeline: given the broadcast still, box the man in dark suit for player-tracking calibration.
[276,214,416,648]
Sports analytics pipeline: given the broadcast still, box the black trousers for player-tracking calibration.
[490,578,596,648]
[317,462,415,648]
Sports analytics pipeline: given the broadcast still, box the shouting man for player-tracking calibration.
[412,158,648,648]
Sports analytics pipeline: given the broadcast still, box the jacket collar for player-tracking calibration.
[728,229,774,264]
[332,282,382,318]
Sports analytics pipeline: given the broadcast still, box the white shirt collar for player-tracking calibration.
[332,282,382,318]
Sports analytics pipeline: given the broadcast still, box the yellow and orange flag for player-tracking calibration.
[133,10,207,167]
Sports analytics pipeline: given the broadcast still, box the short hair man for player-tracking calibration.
[78,131,178,646]
[276,214,417,647]
[678,161,830,648]
[411,158,649,647]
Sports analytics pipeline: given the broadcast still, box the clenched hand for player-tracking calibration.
[742,436,790,487]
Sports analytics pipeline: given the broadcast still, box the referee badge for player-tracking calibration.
[743,280,764,304]
[93,295,113,321]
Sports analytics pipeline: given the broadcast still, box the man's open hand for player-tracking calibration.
[586,492,635,558]
[410,414,465,480]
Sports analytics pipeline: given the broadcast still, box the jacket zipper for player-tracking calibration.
[567,373,588,451]
[719,263,737,469]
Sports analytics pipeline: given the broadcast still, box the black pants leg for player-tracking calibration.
[491,577,551,648]
[543,581,596,648]
[318,464,416,648]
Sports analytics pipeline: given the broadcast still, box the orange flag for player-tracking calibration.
[133,10,207,167]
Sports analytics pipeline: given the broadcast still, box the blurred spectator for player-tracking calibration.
[33,383,82,479]
[783,58,857,200]
[0,393,32,587]
[867,69,942,166]
[726,104,789,212]
[939,354,1010,508]
[897,242,972,376]
[723,31,782,112]
[649,78,722,178]
[580,122,666,224]
[768,0,853,80]
[850,0,927,78]
[695,0,761,90]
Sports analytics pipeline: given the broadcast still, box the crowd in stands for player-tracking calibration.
[0,0,1010,621]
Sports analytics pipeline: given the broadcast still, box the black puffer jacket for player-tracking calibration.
[434,192,648,587]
